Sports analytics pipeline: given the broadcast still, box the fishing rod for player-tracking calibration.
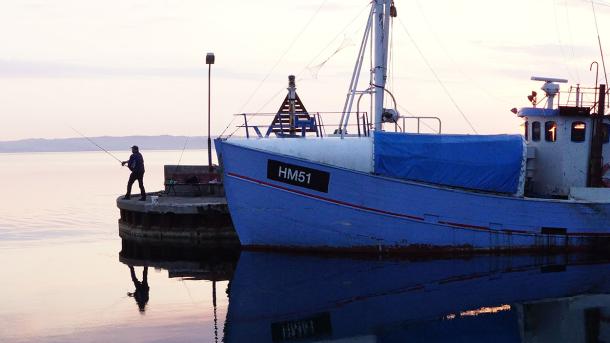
[69,126,123,164]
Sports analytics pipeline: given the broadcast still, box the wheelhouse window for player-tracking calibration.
[545,121,557,142]
[532,121,541,141]
[524,121,529,141]
[571,121,586,142]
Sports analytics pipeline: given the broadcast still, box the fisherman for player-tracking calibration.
[122,145,146,201]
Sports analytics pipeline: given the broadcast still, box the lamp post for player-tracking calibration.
[206,52,215,172]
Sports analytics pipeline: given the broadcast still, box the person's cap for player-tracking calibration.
[131,145,139,150]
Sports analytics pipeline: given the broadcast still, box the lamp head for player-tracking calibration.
[206,52,215,65]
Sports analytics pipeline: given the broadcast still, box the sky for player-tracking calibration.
[1,0,609,140]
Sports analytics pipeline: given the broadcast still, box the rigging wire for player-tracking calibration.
[592,0,610,8]
[412,0,515,107]
[305,36,355,79]
[226,86,286,138]
[299,3,371,79]
[224,3,371,138]
[370,16,373,121]
[591,0,610,105]
[396,17,478,134]
[388,13,395,108]
[219,0,329,137]
[563,0,581,82]
[552,0,577,83]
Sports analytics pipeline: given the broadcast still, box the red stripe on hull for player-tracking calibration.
[227,172,610,238]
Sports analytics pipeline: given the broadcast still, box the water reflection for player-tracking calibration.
[226,253,610,342]
[119,238,239,343]
[119,239,610,342]
[127,266,149,313]
[119,238,239,282]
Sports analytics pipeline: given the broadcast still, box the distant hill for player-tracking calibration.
[0,135,208,153]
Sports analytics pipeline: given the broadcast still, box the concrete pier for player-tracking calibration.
[117,194,238,247]
[117,165,239,248]
[116,193,239,247]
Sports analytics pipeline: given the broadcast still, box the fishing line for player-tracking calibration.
[68,126,123,164]
[170,135,191,175]
[176,136,190,166]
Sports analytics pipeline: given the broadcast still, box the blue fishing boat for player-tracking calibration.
[215,0,610,252]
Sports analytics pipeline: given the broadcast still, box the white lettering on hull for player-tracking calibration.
[278,166,311,185]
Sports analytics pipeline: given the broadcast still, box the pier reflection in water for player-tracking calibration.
[119,238,239,342]
[120,239,610,342]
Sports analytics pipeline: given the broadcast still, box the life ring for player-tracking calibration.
[603,163,610,187]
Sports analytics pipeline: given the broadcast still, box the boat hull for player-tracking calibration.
[216,139,610,253]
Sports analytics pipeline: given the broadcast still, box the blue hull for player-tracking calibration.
[216,139,610,252]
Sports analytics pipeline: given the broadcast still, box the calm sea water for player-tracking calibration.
[2,150,610,342]
[0,150,227,343]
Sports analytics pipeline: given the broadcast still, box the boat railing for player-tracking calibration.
[233,112,442,138]
[234,111,372,138]
[564,85,610,112]
[395,116,442,134]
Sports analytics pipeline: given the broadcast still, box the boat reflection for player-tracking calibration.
[118,239,610,342]
[225,253,610,342]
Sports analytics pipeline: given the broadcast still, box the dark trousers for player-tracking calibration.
[126,171,146,199]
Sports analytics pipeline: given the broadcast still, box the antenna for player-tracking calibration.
[531,76,568,83]
[531,76,568,110]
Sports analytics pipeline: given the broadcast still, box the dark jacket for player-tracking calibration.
[127,152,145,173]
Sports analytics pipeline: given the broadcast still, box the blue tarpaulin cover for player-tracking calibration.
[374,132,525,194]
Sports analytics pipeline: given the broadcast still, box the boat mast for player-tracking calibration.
[373,0,392,131]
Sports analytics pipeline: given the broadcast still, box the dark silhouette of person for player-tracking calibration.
[127,265,149,313]
[122,145,146,200]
